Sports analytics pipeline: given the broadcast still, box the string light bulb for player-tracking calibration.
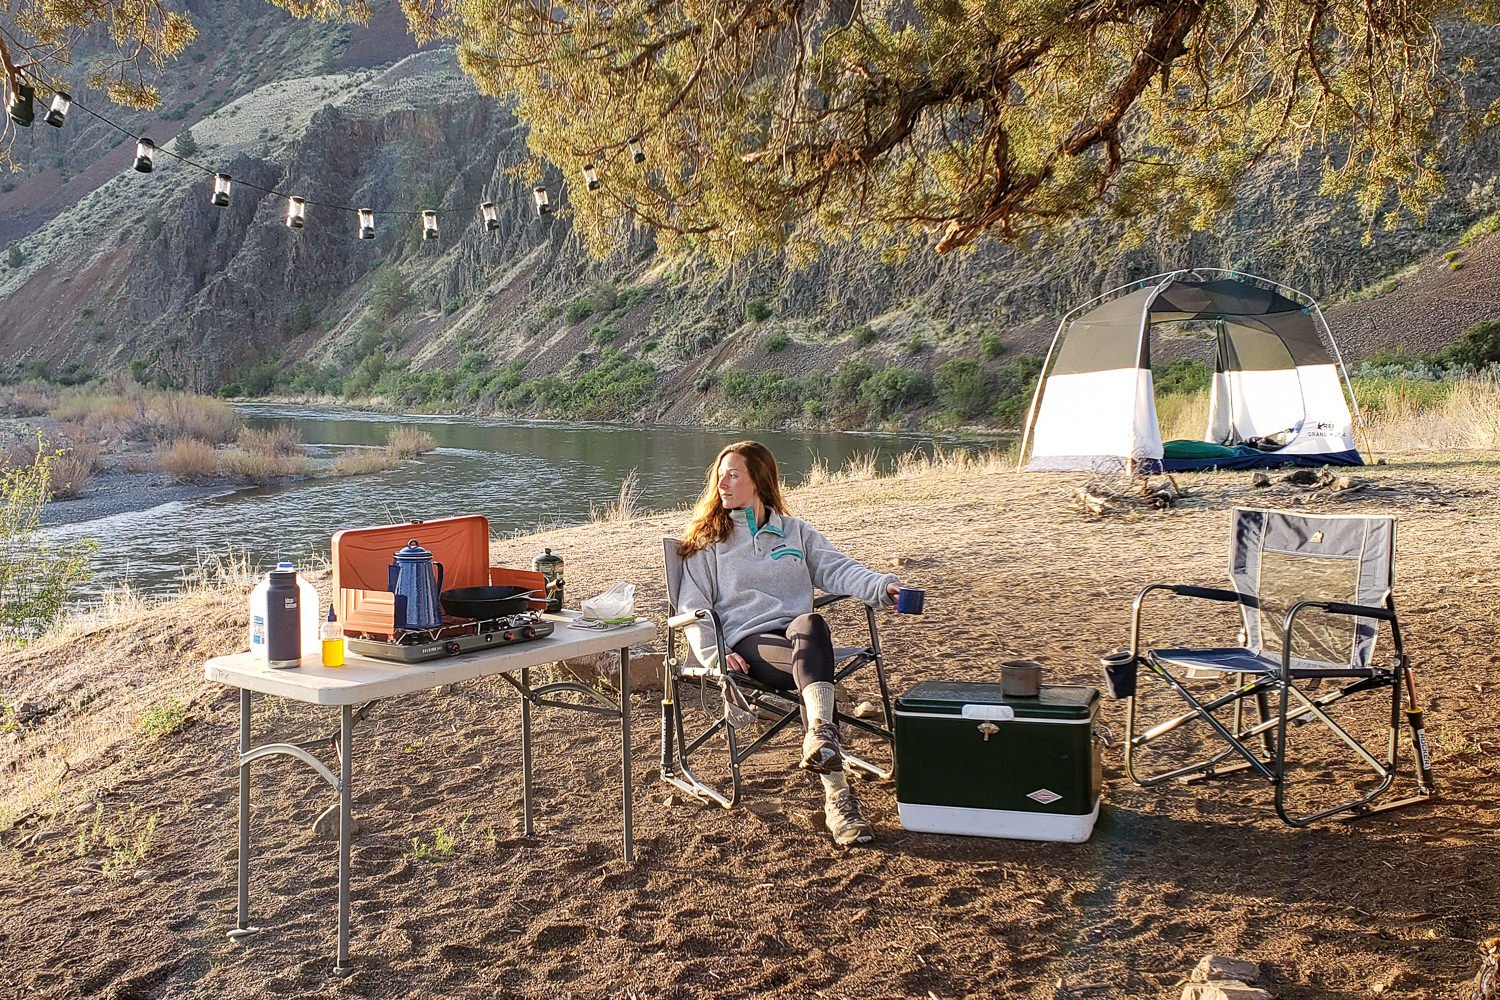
[286,196,307,228]
[43,91,71,128]
[6,81,34,127]
[582,163,600,191]
[627,135,645,164]
[480,201,500,231]
[533,185,551,216]
[210,173,232,207]
[421,210,439,240]
[357,208,375,239]
[133,138,156,172]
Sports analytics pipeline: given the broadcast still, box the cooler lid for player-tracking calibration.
[896,681,1098,720]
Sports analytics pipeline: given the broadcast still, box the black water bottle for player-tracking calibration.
[266,566,302,669]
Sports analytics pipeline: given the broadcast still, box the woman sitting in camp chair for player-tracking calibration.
[675,441,901,846]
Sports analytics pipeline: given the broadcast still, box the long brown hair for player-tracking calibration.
[678,441,788,556]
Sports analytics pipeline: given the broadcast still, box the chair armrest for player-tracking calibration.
[667,609,708,630]
[1288,599,1395,622]
[1279,598,1398,679]
[1129,583,1253,660]
[813,593,855,610]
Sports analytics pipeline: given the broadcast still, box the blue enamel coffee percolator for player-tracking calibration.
[388,539,445,630]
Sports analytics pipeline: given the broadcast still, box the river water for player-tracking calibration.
[46,405,999,597]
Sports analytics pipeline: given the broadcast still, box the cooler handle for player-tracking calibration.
[960,704,1015,721]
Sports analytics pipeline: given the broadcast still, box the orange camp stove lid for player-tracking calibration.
[330,515,547,634]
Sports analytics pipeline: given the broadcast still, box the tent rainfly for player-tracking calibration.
[1018,269,1364,473]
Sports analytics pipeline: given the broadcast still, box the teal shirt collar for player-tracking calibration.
[729,507,786,538]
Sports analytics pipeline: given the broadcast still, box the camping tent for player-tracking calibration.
[1018,269,1364,473]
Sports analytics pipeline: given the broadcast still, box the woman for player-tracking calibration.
[676,441,900,846]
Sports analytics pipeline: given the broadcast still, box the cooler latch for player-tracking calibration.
[977,722,999,742]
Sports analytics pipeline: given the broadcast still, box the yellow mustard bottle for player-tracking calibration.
[321,603,345,667]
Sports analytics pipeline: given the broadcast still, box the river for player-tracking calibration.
[44,405,1000,598]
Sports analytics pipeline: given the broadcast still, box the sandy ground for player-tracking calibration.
[2,455,1498,999]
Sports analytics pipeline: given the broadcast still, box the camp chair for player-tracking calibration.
[659,537,894,808]
[1123,508,1436,826]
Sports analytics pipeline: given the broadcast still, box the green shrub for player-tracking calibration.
[370,267,414,320]
[564,297,595,323]
[992,355,1045,426]
[137,698,189,738]
[1,446,95,640]
[1153,359,1213,395]
[764,331,790,352]
[746,298,772,323]
[588,324,619,345]
[833,358,873,399]
[979,332,1006,359]
[860,366,929,417]
[934,358,993,419]
[1437,318,1500,369]
[848,325,877,347]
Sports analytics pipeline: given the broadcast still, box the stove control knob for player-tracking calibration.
[444,641,462,654]
[522,626,537,639]
[503,631,515,642]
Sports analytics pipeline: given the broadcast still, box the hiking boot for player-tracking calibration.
[800,721,844,774]
[824,788,875,846]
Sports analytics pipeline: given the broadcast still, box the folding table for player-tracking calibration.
[203,611,656,975]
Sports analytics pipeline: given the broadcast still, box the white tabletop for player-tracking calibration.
[204,613,658,706]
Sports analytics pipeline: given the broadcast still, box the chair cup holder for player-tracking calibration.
[1100,650,1138,700]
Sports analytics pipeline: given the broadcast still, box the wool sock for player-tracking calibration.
[802,681,837,726]
[821,770,850,797]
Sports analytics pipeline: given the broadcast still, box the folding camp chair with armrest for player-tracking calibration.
[1123,508,1436,827]
[659,537,894,809]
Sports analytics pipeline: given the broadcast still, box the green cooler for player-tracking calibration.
[895,681,1102,842]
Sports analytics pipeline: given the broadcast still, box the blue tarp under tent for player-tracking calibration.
[1018,269,1365,473]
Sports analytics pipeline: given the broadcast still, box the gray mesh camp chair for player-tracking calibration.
[1123,508,1436,826]
[660,537,894,808]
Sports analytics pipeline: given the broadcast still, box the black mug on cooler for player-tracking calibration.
[896,586,925,614]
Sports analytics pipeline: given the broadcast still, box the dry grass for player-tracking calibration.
[0,383,54,417]
[386,426,437,458]
[800,445,1013,487]
[1361,378,1500,452]
[328,447,398,477]
[52,385,241,445]
[236,424,304,457]
[590,469,642,522]
[47,441,100,500]
[220,449,309,483]
[1155,392,1212,442]
[152,439,219,482]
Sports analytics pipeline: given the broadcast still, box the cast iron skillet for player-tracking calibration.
[440,585,539,620]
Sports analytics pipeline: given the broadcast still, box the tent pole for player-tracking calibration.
[1309,299,1374,462]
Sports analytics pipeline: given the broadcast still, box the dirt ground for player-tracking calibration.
[2,454,1497,999]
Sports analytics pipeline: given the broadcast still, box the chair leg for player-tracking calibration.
[660,672,740,809]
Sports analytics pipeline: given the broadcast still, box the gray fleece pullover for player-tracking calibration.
[677,507,897,669]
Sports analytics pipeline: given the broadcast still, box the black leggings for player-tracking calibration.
[731,613,835,692]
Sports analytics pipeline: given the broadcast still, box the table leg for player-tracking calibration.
[336,704,353,976]
[521,666,534,837]
[236,689,251,930]
[619,646,634,863]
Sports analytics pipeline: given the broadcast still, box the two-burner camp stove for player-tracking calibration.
[347,610,555,664]
[332,514,556,666]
